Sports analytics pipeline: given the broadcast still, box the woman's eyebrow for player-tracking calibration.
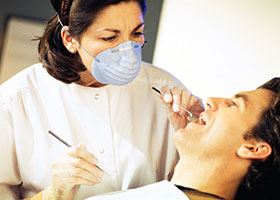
[95,28,120,33]
[132,22,145,32]
[95,23,144,34]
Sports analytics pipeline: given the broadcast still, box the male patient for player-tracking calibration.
[85,77,280,200]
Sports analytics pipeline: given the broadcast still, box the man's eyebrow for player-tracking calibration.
[234,93,248,108]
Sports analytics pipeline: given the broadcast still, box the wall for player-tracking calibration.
[0,0,54,54]
[154,0,280,99]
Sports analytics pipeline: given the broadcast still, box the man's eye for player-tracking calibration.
[230,101,238,107]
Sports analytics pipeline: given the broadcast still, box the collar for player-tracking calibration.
[175,185,225,200]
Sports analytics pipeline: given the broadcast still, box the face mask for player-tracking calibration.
[81,41,142,85]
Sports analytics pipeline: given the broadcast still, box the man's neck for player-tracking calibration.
[170,158,246,200]
[175,185,225,200]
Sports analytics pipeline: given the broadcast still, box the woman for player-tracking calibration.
[0,0,203,199]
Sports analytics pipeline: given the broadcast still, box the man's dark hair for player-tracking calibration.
[235,77,280,200]
[38,0,147,83]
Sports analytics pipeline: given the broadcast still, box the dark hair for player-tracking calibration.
[38,0,147,83]
[235,77,280,200]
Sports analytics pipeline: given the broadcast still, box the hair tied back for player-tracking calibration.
[50,0,74,25]
[50,0,62,14]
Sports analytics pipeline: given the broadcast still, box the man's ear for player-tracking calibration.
[61,26,78,54]
[237,141,272,160]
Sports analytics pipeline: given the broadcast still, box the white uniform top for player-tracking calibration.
[0,62,183,200]
[84,181,188,200]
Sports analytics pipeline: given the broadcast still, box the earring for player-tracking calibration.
[69,48,76,53]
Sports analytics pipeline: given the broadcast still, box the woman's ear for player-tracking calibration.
[61,26,78,54]
[237,141,272,160]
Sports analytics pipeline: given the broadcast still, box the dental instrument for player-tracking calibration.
[152,87,198,122]
[48,130,108,174]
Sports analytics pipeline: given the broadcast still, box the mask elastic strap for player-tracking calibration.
[57,14,64,27]
[57,15,93,59]
[78,43,96,60]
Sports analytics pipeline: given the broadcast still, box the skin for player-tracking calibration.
[169,88,274,200]
[61,1,145,87]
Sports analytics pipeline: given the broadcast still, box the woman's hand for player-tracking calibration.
[44,143,103,200]
[160,86,204,130]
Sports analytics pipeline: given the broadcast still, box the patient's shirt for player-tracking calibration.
[85,181,188,200]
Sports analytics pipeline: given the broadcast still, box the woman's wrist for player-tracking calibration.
[42,185,78,200]
[42,187,55,200]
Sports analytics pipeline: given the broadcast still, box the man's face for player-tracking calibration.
[174,88,274,160]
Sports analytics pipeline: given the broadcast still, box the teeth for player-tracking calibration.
[199,116,206,125]
[201,119,206,125]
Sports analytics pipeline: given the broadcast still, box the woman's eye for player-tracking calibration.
[133,32,144,37]
[101,36,116,42]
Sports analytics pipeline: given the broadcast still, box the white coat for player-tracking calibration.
[0,62,183,199]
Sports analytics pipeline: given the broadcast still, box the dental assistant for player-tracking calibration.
[0,0,203,200]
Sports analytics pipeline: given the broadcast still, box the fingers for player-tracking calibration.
[161,86,187,114]
[51,143,104,197]
[160,86,173,114]
[158,85,204,130]
[181,89,192,110]
[68,143,98,164]
[161,86,172,103]
[69,157,103,181]
[53,158,103,185]
[187,95,205,116]
[67,144,104,180]
[171,87,181,113]
[160,86,204,115]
